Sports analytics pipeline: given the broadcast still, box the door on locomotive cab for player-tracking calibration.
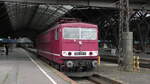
[53,28,60,61]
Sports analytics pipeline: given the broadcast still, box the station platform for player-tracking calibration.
[0,48,77,84]
[96,61,150,84]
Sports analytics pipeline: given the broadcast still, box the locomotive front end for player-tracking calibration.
[61,23,98,72]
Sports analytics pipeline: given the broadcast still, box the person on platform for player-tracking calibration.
[5,44,9,55]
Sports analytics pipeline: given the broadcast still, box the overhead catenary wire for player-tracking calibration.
[39,5,64,29]
[43,5,73,27]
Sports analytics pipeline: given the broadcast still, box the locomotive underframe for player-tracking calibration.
[50,59,97,72]
[64,60,96,71]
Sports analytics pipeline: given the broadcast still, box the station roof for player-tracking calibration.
[0,0,149,10]
[0,0,150,39]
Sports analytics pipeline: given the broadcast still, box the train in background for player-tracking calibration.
[36,19,98,77]
[17,37,33,48]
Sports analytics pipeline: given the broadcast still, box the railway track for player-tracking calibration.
[101,55,150,69]
[139,58,150,69]
[140,58,150,64]
[72,74,123,84]
[72,77,97,84]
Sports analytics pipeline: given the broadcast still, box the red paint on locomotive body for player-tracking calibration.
[36,22,98,69]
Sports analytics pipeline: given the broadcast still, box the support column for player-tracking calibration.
[119,0,134,71]
[122,32,133,71]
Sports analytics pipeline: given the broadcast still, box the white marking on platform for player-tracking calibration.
[103,63,118,66]
[25,51,57,84]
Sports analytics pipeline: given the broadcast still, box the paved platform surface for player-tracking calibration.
[96,62,150,84]
[0,48,72,84]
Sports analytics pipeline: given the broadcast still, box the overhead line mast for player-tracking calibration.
[119,0,133,71]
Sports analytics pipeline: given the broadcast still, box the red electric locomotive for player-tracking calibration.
[36,19,98,77]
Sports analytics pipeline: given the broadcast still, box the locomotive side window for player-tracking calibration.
[63,27,97,40]
[55,29,59,40]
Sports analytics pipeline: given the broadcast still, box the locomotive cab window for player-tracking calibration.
[55,29,59,40]
[63,27,97,40]
[63,28,79,39]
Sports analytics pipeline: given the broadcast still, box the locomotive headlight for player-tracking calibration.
[68,52,72,55]
[89,52,93,55]
[62,51,67,56]
[89,51,98,56]
[93,51,98,56]
[62,51,73,56]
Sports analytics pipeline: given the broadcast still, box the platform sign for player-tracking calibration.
[1,39,17,43]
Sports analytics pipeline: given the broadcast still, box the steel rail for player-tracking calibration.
[89,74,123,84]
